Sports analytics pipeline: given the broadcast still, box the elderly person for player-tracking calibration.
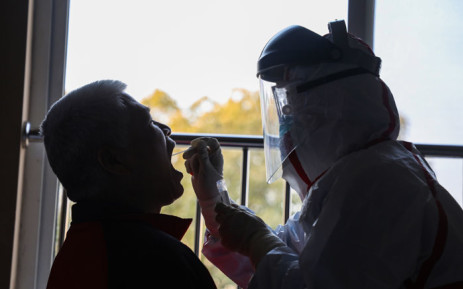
[42,80,216,289]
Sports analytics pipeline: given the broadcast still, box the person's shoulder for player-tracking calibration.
[105,219,189,255]
[332,140,421,181]
[322,140,432,206]
[103,220,217,289]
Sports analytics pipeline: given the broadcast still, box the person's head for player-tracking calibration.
[257,20,400,199]
[41,80,183,213]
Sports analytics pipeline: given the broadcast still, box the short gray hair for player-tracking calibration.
[41,80,131,202]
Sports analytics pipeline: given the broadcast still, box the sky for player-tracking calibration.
[374,0,463,204]
[375,0,463,145]
[64,0,463,204]
[65,0,347,108]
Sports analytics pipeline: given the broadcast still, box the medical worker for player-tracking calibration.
[184,20,463,289]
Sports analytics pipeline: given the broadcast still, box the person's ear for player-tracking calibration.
[98,146,131,175]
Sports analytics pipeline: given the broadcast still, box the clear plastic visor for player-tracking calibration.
[259,77,297,183]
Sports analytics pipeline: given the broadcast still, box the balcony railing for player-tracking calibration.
[53,133,463,262]
[170,133,463,256]
[172,133,291,255]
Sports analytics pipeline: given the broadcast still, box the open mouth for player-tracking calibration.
[168,142,184,181]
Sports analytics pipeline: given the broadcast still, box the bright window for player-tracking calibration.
[62,1,463,288]
[65,0,347,119]
[375,0,463,205]
[64,1,348,288]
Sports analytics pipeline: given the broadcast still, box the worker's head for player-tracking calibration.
[41,80,184,213]
[257,20,400,199]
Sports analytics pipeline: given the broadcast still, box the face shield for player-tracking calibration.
[257,20,382,184]
[259,76,299,183]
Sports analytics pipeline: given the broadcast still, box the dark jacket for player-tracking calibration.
[47,202,216,289]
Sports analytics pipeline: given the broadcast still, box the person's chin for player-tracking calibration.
[163,180,184,206]
[172,182,184,200]
[171,169,184,199]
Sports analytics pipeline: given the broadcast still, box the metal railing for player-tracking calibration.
[173,133,291,255]
[171,133,463,256]
[27,129,463,280]
[19,128,463,289]
[24,128,463,256]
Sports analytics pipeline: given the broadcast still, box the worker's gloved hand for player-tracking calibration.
[183,137,230,236]
[183,137,224,201]
[215,203,286,268]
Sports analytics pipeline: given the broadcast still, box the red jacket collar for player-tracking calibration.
[72,202,192,240]
[120,213,192,240]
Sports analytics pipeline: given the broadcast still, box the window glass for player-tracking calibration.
[375,0,463,145]
[66,0,347,134]
[64,1,347,287]
[426,157,463,205]
[375,0,463,206]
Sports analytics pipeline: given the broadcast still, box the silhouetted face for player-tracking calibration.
[122,95,184,212]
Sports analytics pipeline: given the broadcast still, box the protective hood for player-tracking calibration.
[287,70,400,196]
[258,20,391,187]
[257,20,400,198]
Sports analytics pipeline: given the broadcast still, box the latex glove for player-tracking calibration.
[183,137,225,200]
[215,203,286,268]
[183,137,230,236]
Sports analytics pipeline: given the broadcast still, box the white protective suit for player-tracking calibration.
[201,72,463,288]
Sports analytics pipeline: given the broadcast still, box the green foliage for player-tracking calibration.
[141,89,181,124]
[141,88,297,289]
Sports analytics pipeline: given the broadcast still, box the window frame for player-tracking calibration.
[11,0,69,289]
[19,1,463,289]
[11,1,375,288]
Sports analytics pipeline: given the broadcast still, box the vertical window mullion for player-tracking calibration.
[347,0,376,49]
[241,147,249,206]
[284,182,291,223]
[194,201,202,256]
[55,187,68,255]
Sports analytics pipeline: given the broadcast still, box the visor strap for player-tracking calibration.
[288,151,311,191]
[296,67,375,94]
